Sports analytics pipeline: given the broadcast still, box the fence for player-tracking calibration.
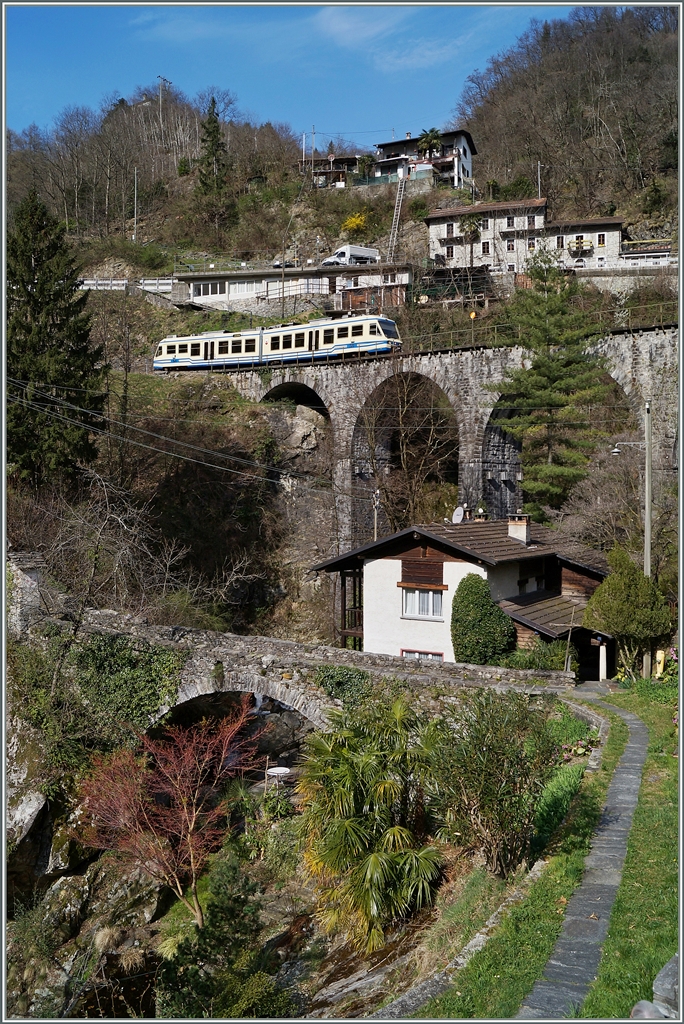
[79,278,173,294]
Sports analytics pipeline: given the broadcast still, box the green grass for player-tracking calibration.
[578,693,678,1017]
[417,705,628,1018]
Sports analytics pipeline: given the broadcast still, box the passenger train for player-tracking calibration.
[153,313,401,371]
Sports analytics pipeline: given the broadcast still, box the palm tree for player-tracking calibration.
[297,698,442,952]
[459,211,482,267]
[356,154,376,180]
[417,127,442,159]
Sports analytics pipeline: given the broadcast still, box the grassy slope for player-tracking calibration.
[579,693,678,1017]
[417,705,629,1018]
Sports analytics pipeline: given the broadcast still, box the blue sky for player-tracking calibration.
[6,4,575,146]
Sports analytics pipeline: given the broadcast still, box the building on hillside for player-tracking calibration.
[424,200,643,276]
[170,260,412,313]
[312,513,612,680]
[373,130,476,187]
[302,155,360,188]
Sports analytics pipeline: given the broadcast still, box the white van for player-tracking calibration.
[321,245,380,266]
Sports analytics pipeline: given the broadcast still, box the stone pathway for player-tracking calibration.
[516,697,648,1018]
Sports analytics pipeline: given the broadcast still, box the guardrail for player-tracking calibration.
[79,279,174,293]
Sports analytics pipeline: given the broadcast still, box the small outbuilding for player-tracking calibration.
[312,513,613,680]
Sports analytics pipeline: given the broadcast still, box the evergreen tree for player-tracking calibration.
[451,573,516,664]
[197,97,228,196]
[7,191,105,488]
[492,250,613,517]
[583,545,672,680]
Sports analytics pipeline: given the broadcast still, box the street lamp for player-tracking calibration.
[611,401,652,675]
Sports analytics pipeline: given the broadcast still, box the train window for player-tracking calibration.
[218,340,229,354]
[166,345,176,355]
[323,329,334,344]
[352,324,363,336]
[191,343,200,356]
[295,332,305,347]
[369,323,378,335]
[232,339,242,353]
[211,282,219,295]
[282,334,292,349]
[245,338,256,353]
[380,320,399,338]
[271,336,280,350]
[156,347,163,356]
[337,326,349,339]
[178,344,188,354]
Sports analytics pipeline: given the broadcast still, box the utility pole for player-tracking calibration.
[643,400,652,677]
[311,125,315,174]
[373,489,381,541]
[537,160,541,199]
[157,76,171,137]
[133,167,137,243]
[302,132,306,169]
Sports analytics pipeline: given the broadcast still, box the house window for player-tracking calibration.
[528,237,536,250]
[556,235,565,249]
[446,223,454,237]
[402,650,444,662]
[481,218,489,230]
[507,239,515,252]
[245,338,256,353]
[211,282,218,295]
[481,241,490,255]
[446,245,454,258]
[507,215,515,228]
[575,234,584,244]
[598,233,606,246]
[191,343,201,356]
[507,263,515,272]
[194,284,201,297]
[202,283,210,295]
[219,282,226,294]
[402,589,443,619]
[528,215,536,229]
[383,273,396,283]
[351,324,363,336]
[353,276,359,287]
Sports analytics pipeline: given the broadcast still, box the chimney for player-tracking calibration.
[508,511,531,545]
[406,132,411,139]
[474,508,489,522]
[462,506,473,521]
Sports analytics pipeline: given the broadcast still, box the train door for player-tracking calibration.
[308,330,320,351]
[203,340,215,362]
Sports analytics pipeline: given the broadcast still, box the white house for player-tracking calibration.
[373,130,476,187]
[313,513,610,679]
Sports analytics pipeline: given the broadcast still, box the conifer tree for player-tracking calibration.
[197,97,228,196]
[492,250,613,517]
[7,191,105,488]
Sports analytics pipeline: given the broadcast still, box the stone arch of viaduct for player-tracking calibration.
[230,328,678,548]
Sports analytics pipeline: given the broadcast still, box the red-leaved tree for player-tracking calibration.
[76,697,259,928]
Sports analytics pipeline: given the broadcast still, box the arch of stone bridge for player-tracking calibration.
[152,659,338,731]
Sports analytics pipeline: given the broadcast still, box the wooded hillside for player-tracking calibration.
[453,7,678,220]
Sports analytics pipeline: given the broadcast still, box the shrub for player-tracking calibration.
[312,665,373,709]
[434,690,558,878]
[502,637,577,673]
[451,574,516,665]
[341,211,368,239]
[177,157,191,177]
[533,764,585,852]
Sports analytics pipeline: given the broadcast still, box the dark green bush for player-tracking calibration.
[451,574,516,665]
[434,690,558,877]
[312,665,373,709]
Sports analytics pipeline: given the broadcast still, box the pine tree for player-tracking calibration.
[492,250,613,517]
[7,191,105,488]
[197,97,228,196]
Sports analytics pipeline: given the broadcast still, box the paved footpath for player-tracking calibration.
[516,697,648,1019]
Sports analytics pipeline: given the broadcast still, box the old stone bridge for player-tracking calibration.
[228,326,678,546]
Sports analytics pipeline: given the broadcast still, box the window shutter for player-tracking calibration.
[401,560,443,587]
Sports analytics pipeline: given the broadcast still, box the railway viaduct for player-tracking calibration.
[228,326,678,548]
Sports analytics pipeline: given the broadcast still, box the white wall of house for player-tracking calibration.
[488,562,521,601]
[362,557,487,663]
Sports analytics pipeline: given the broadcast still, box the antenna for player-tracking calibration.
[452,506,464,524]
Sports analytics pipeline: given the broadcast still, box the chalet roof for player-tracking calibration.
[311,521,608,575]
[375,129,476,155]
[497,591,599,638]
[425,198,547,221]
